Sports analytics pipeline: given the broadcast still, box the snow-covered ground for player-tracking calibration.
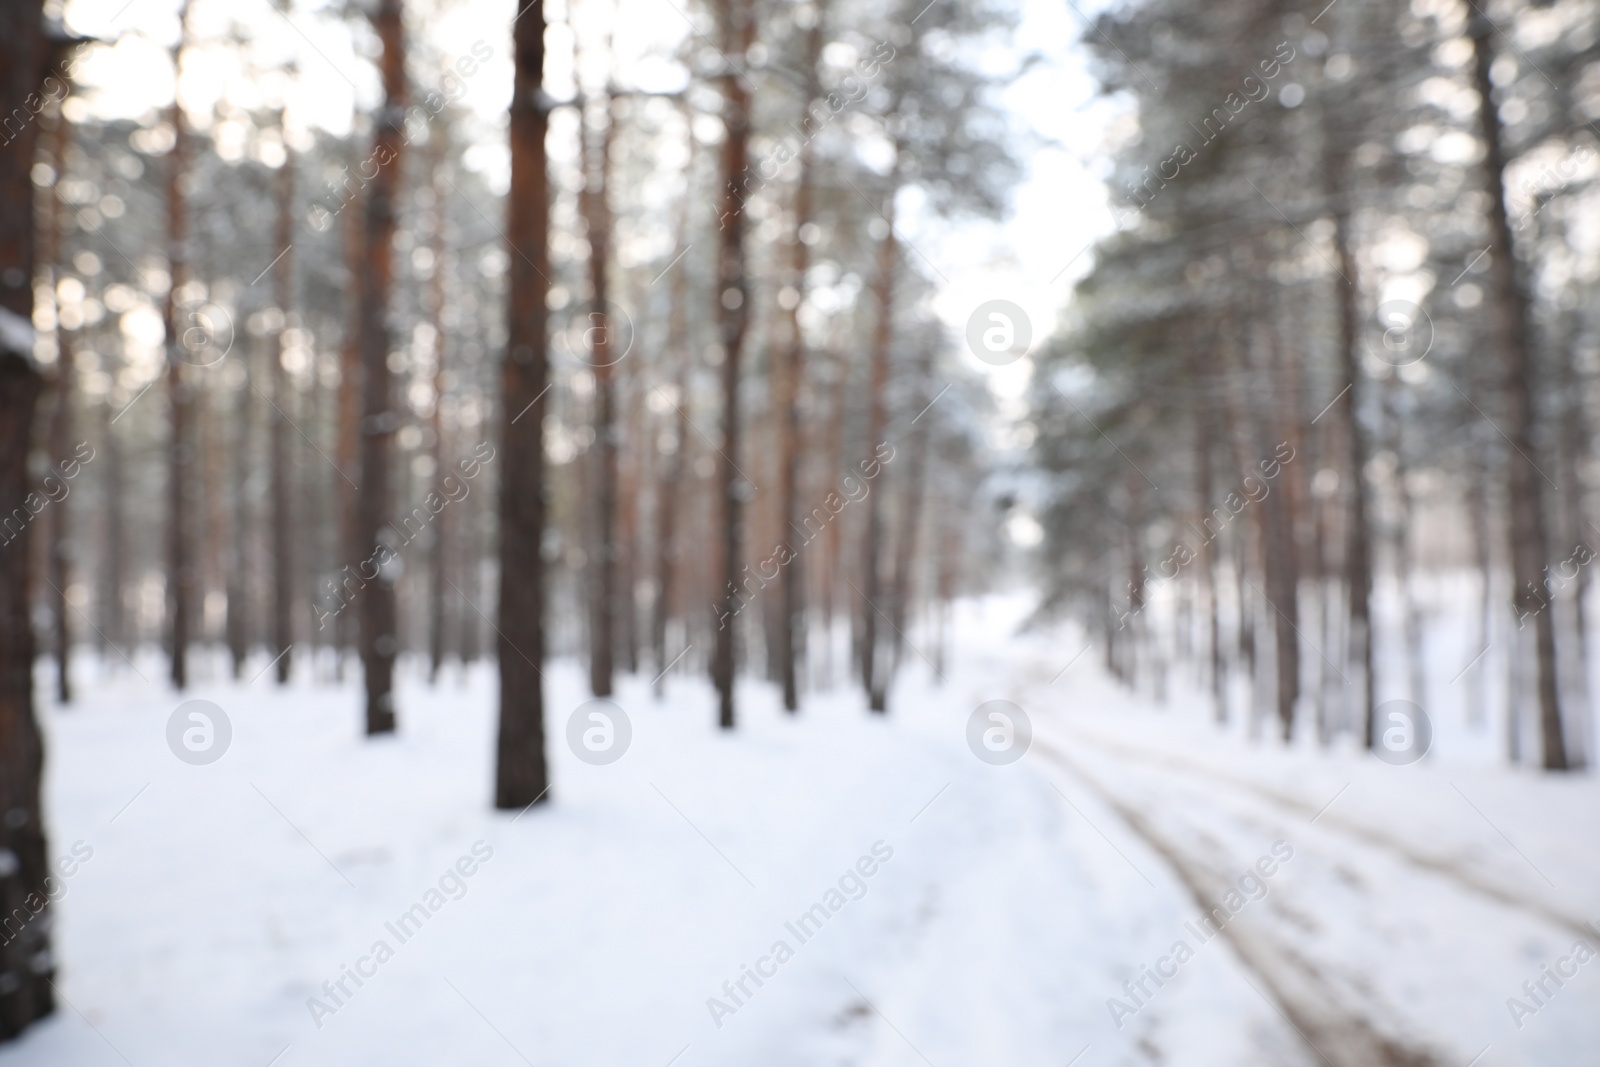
[4,597,1598,1067]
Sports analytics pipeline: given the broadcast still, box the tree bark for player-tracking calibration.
[1253,325,1300,741]
[618,366,639,675]
[580,87,617,698]
[1195,408,1225,722]
[270,124,295,684]
[44,105,71,704]
[426,139,448,685]
[887,347,932,686]
[1330,199,1376,746]
[0,0,54,1035]
[1384,377,1426,708]
[102,388,126,654]
[821,346,848,688]
[861,181,898,712]
[1556,322,1590,765]
[356,0,407,734]
[710,0,754,730]
[774,7,825,713]
[164,1,195,690]
[1466,444,1492,729]
[495,0,551,808]
[226,339,251,677]
[653,126,693,699]
[336,188,363,677]
[1470,17,1567,770]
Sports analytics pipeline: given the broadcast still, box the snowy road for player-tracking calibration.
[3,602,1597,1066]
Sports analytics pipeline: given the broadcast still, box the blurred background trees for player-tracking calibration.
[1032,0,1599,768]
[5,0,1009,783]
[1,0,1598,1050]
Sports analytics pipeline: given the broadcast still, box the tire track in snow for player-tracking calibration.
[1051,724,1593,941]
[1034,738,1448,1067]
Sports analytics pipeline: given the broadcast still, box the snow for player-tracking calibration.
[4,596,1598,1067]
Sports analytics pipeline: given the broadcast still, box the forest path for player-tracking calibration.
[1036,736,1453,1067]
[1043,717,1594,939]
[999,638,1600,1067]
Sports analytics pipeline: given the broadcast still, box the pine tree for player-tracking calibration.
[495,0,552,809]
[355,0,407,735]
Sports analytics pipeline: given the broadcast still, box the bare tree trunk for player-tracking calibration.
[1466,448,1491,729]
[653,163,691,698]
[0,352,46,1040]
[0,0,54,1034]
[1470,17,1567,770]
[861,178,898,712]
[164,1,195,690]
[102,391,126,655]
[226,343,251,677]
[336,192,362,678]
[581,86,617,698]
[356,0,406,735]
[887,348,932,687]
[1195,410,1225,722]
[1330,201,1376,746]
[821,345,848,689]
[1259,390,1300,739]
[1383,377,1426,708]
[618,370,640,675]
[201,338,227,663]
[1218,327,1263,726]
[932,513,960,682]
[1556,318,1591,766]
[270,129,295,684]
[774,7,825,712]
[426,143,448,685]
[43,106,71,704]
[495,0,551,808]
[710,0,754,730]
[460,455,483,669]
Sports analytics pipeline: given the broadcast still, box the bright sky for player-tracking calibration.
[59,0,1124,400]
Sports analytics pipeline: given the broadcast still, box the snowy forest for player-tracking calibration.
[0,0,1597,1062]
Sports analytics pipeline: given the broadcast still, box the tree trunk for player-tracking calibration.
[356,0,406,734]
[102,390,126,655]
[1195,410,1225,722]
[774,8,825,712]
[932,509,960,682]
[427,142,448,685]
[821,346,848,689]
[1466,447,1491,729]
[710,0,754,730]
[1255,325,1300,741]
[495,0,551,808]
[201,337,227,659]
[0,0,54,1035]
[226,340,251,677]
[1470,17,1567,770]
[336,189,363,678]
[653,127,692,699]
[164,1,195,690]
[581,88,617,698]
[618,368,639,675]
[1330,201,1376,746]
[460,456,483,668]
[861,180,898,712]
[271,130,295,684]
[1555,317,1590,767]
[44,106,71,704]
[887,347,932,687]
[1384,377,1426,708]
